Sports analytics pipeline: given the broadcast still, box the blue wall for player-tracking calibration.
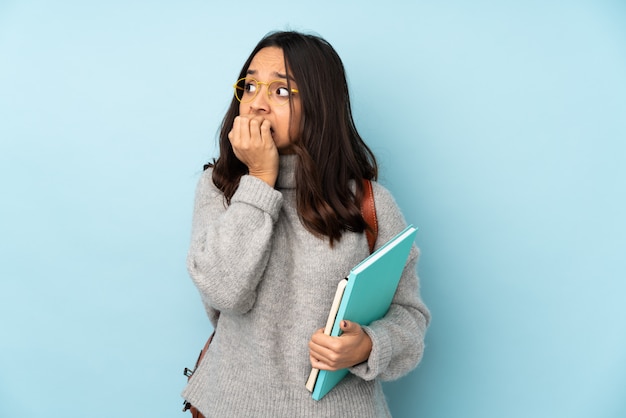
[1,1,625,417]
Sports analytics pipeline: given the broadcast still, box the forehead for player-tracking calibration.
[247,47,289,78]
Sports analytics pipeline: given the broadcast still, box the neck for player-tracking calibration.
[276,154,298,189]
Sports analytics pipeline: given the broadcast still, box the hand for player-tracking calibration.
[228,115,279,187]
[309,320,373,371]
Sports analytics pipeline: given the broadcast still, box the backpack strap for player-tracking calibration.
[361,179,378,253]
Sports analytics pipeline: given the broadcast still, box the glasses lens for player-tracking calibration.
[268,81,291,105]
[233,79,294,104]
[234,78,257,103]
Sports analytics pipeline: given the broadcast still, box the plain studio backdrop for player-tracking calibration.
[1,1,625,417]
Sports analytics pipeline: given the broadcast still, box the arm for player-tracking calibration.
[186,170,283,315]
[351,246,430,381]
[308,249,429,379]
[349,183,430,381]
[308,183,430,380]
[188,114,282,315]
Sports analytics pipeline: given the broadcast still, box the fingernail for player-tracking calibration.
[342,320,347,328]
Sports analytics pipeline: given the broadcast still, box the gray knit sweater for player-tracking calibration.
[182,155,430,417]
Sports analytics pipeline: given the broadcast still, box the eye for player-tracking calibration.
[244,81,257,94]
[274,85,290,97]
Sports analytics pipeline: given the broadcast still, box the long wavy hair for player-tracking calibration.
[209,31,378,246]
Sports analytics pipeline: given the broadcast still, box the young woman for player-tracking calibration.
[182,30,430,417]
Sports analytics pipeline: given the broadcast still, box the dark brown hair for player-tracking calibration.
[209,31,378,245]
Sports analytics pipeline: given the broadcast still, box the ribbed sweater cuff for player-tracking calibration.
[231,175,283,221]
[349,324,393,381]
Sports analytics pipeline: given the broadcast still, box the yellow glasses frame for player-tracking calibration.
[233,78,299,106]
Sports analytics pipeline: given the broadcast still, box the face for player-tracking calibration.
[239,47,301,153]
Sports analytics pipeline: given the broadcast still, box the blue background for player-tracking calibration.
[1,1,625,417]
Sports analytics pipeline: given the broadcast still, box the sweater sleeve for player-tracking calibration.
[186,170,283,315]
[348,183,431,381]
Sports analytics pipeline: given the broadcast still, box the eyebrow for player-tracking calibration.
[246,69,294,81]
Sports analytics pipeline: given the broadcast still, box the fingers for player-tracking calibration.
[309,338,342,371]
[259,118,272,143]
[248,117,263,143]
[308,327,350,371]
[227,115,278,186]
[340,320,359,334]
[229,115,272,149]
[309,328,335,370]
[308,322,372,370]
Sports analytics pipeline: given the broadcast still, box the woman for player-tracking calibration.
[182,30,430,417]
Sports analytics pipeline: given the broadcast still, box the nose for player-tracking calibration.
[248,84,270,114]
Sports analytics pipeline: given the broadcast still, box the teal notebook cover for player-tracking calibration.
[311,225,418,401]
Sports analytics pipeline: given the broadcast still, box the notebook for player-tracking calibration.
[306,225,418,400]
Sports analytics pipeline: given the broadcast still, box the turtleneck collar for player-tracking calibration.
[276,154,298,190]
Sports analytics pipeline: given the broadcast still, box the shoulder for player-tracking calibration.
[370,180,401,217]
[193,166,222,202]
[196,166,220,191]
[200,165,214,182]
[370,181,396,207]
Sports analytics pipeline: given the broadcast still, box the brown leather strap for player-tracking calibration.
[361,179,378,253]
[183,332,214,417]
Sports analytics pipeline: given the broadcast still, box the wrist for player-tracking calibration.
[355,330,373,365]
[249,170,277,187]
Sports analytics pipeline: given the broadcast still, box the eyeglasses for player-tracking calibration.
[233,78,299,106]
